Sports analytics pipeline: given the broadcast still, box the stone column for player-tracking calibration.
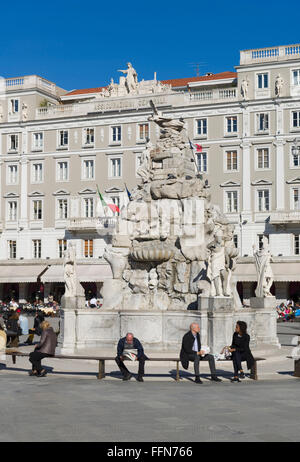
[96,282,103,299]
[274,140,285,211]
[19,156,28,230]
[240,141,252,256]
[18,283,27,303]
[274,281,288,304]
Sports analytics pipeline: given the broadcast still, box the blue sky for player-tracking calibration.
[0,0,299,91]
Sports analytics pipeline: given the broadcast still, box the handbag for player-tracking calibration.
[6,329,18,337]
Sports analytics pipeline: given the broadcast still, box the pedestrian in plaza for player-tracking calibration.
[6,311,21,347]
[0,320,7,369]
[115,332,147,382]
[25,311,44,345]
[227,320,254,382]
[180,323,222,384]
[28,320,56,377]
[16,308,29,336]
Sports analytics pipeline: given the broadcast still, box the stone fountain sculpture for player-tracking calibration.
[102,100,239,315]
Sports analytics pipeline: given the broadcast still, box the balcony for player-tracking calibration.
[188,88,237,104]
[67,217,116,234]
[269,211,300,225]
[240,44,300,65]
[4,75,65,97]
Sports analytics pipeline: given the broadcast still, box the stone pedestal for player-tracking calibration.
[250,296,280,347]
[198,296,234,354]
[61,294,85,310]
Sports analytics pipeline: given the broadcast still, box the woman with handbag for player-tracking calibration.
[6,312,21,348]
[228,320,254,383]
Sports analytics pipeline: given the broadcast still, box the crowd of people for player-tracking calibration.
[276,300,300,322]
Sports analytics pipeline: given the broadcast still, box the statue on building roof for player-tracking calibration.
[118,62,138,93]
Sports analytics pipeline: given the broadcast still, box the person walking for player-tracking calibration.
[115,332,147,382]
[180,323,222,384]
[28,321,56,377]
[6,312,21,347]
[228,320,254,382]
[0,320,7,369]
[17,309,29,336]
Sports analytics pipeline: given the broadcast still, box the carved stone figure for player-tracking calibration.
[22,102,28,121]
[136,141,153,183]
[118,62,138,93]
[103,246,128,279]
[253,236,274,297]
[63,244,84,297]
[241,78,249,99]
[275,74,284,98]
[207,231,229,296]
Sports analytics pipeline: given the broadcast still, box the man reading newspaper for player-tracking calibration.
[115,332,147,382]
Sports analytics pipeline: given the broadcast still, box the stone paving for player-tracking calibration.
[1,319,300,442]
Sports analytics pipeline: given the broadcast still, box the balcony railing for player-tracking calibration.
[67,217,116,232]
[240,44,300,65]
[4,75,59,95]
[189,88,237,103]
[270,211,300,224]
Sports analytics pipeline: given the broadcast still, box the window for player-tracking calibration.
[82,159,94,180]
[292,111,300,128]
[138,123,149,141]
[7,165,18,184]
[84,128,94,145]
[57,161,69,181]
[8,134,19,151]
[257,189,270,212]
[292,70,300,86]
[257,148,270,169]
[10,99,19,114]
[58,130,68,147]
[257,73,269,89]
[58,239,67,258]
[110,157,122,177]
[257,113,269,132]
[58,199,68,219]
[293,188,300,210]
[32,200,43,220]
[226,191,238,213]
[196,119,207,136]
[292,149,300,167]
[294,235,300,255]
[226,116,237,133]
[84,239,93,258]
[196,152,207,172]
[32,132,43,150]
[111,126,121,143]
[7,201,17,221]
[32,240,41,259]
[8,240,16,259]
[32,163,43,183]
[84,198,94,218]
[226,151,238,171]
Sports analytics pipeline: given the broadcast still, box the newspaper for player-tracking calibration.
[122,349,138,361]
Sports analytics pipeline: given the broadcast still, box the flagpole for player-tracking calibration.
[188,138,201,174]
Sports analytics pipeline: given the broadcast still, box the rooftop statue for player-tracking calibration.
[118,62,138,93]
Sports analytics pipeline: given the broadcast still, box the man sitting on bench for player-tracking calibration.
[115,332,147,382]
[180,323,222,384]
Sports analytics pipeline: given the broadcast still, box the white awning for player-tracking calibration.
[0,265,48,283]
[234,262,300,282]
[41,264,112,283]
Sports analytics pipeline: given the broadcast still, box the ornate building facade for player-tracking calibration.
[0,45,300,304]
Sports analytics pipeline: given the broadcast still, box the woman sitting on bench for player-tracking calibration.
[228,320,254,383]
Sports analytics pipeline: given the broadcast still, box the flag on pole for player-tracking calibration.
[188,139,201,173]
[189,140,202,152]
[125,183,132,201]
[96,185,120,214]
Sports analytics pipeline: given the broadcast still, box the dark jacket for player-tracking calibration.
[33,314,45,336]
[6,318,20,336]
[231,332,254,370]
[180,331,201,370]
[117,337,147,360]
[35,327,56,355]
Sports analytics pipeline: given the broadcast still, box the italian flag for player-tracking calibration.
[96,185,120,214]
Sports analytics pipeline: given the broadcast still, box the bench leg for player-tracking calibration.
[98,360,105,380]
[294,359,300,378]
[175,361,180,382]
[12,354,16,365]
[250,361,258,380]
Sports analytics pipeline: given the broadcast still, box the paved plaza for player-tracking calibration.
[0,320,299,442]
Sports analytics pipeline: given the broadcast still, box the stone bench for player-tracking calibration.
[5,350,265,381]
